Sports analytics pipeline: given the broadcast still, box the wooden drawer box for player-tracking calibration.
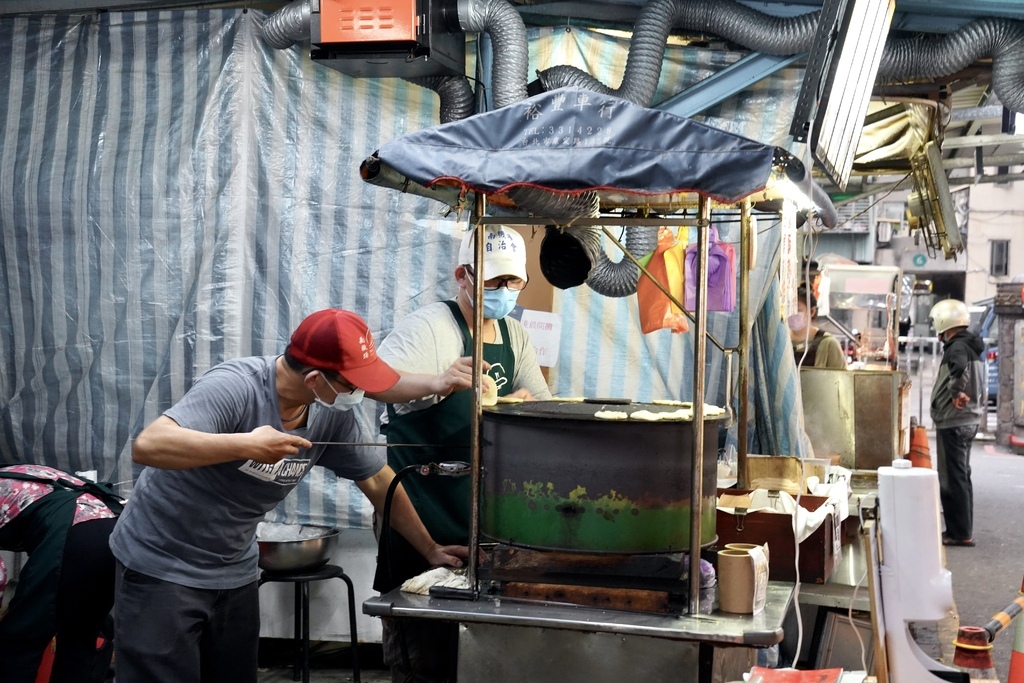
[716,489,839,584]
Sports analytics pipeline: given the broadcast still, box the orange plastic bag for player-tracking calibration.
[636,227,689,334]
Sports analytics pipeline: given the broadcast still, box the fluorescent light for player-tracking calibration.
[772,177,818,212]
[811,0,896,190]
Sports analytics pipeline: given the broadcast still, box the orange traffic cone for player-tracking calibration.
[909,420,932,469]
[1009,579,1024,683]
[953,626,998,680]
[1010,616,1024,683]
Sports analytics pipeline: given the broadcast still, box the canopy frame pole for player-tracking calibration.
[737,200,752,489]
[688,196,711,614]
[468,196,486,593]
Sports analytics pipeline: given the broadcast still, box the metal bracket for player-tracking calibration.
[734,507,747,532]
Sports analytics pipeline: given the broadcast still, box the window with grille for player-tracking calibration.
[990,239,1009,277]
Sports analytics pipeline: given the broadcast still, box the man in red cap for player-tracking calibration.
[109,308,474,683]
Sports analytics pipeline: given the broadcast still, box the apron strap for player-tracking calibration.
[0,471,125,515]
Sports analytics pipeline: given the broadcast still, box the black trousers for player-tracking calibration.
[936,424,978,540]
[113,561,259,683]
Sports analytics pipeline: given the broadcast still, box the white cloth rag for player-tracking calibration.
[400,567,470,595]
[719,489,834,544]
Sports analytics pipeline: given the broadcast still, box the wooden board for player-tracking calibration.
[502,581,671,613]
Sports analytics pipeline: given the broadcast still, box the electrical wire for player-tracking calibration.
[850,492,877,674]
[823,173,913,232]
[786,94,823,668]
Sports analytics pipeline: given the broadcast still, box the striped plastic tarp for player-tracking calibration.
[0,11,809,530]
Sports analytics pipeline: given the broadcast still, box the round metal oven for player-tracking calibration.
[480,400,725,554]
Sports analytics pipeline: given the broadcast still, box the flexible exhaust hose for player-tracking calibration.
[540,226,604,289]
[458,0,529,107]
[585,223,660,297]
[539,0,819,106]
[808,181,838,229]
[262,0,1024,115]
[405,76,476,124]
[462,0,603,285]
[535,0,1024,115]
[261,0,310,50]
[879,17,1024,114]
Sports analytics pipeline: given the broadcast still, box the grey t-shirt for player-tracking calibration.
[108,355,384,590]
[377,301,552,422]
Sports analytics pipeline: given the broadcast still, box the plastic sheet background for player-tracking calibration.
[0,12,811,530]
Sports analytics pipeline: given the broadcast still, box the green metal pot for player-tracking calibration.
[480,400,724,553]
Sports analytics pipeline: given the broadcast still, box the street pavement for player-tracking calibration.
[940,434,1024,681]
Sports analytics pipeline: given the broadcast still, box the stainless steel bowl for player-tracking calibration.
[256,525,340,573]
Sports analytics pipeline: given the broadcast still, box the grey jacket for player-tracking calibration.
[930,329,986,428]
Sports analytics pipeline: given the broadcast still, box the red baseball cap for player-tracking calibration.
[288,309,399,394]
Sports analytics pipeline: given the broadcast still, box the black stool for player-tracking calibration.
[258,564,361,683]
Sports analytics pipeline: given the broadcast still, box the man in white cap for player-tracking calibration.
[374,225,551,682]
[109,308,473,683]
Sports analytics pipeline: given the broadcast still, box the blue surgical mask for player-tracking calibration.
[314,381,365,412]
[481,288,520,319]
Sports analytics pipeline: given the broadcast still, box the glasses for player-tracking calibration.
[304,369,357,395]
[465,265,527,291]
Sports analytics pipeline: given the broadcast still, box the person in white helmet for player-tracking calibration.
[928,298,985,548]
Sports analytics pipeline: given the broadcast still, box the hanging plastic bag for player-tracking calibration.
[636,227,689,334]
[684,226,736,312]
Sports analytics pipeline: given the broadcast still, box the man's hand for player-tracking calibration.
[433,356,491,398]
[245,425,312,463]
[952,392,970,410]
[426,543,469,568]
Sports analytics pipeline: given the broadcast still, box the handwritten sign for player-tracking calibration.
[518,309,562,368]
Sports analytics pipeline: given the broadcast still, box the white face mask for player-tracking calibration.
[313,377,365,412]
[787,313,808,332]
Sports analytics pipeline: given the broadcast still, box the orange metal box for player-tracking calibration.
[318,0,418,44]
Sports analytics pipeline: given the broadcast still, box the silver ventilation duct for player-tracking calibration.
[261,0,310,50]
[267,0,1024,293]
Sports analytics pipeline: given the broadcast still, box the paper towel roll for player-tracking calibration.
[725,542,770,567]
[718,549,756,614]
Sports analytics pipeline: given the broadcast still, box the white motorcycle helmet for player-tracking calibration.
[929,299,970,335]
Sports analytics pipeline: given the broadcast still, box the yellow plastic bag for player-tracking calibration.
[636,227,689,334]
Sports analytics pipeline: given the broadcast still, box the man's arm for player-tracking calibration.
[355,465,467,568]
[368,356,487,404]
[133,415,312,469]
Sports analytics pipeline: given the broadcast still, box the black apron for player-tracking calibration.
[374,301,516,592]
[794,328,828,367]
[0,472,122,677]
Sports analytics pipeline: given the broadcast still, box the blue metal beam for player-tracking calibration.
[654,52,803,119]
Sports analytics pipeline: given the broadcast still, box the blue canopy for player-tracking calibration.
[369,87,778,204]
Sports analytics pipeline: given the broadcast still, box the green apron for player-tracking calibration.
[374,301,515,592]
